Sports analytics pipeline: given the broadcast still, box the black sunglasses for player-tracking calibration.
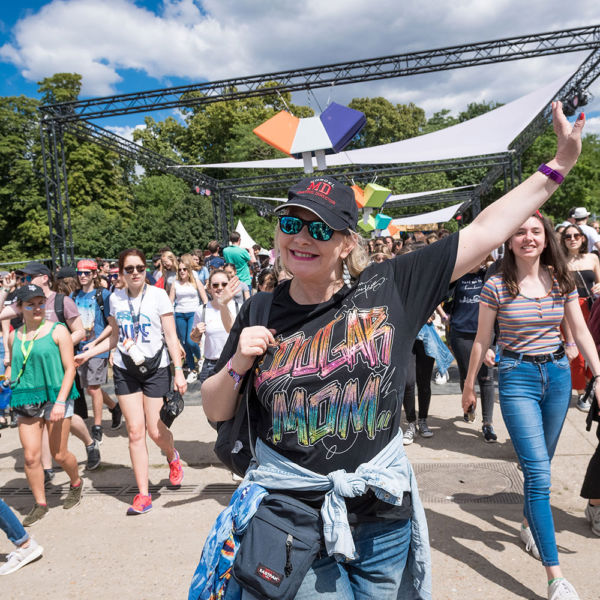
[211,282,228,289]
[123,265,146,274]
[278,216,335,242]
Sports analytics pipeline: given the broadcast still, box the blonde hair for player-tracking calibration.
[177,255,201,293]
[161,250,178,273]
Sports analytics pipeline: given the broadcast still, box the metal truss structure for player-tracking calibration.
[38,26,600,265]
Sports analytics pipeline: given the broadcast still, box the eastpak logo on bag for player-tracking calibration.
[255,563,283,587]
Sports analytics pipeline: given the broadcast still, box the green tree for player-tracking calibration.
[37,72,82,105]
[348,98,426,148]
[0,95,48,260]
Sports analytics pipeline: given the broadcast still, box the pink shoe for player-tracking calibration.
[127,494,152,515]
[168,450,183,486]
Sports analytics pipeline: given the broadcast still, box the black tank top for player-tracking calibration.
[575,269,595,298]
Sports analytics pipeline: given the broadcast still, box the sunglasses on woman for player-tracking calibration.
[123,265,146,274]
[564,233,581,240]
[211,282,228,289]
[179,267,188,272]
[278,216,335,242]
[108,273,118,280]
[77,271,92,277]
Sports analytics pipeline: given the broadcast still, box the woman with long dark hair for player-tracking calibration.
[75,249,187,515]
[560,223,600,411]
[463,212,600,599]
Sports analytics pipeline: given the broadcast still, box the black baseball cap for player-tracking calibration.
[274,176,358,231]
[16,284,45,303]
[20,262,52,277]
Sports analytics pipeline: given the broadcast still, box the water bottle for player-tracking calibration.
[123,339,146,366]
[0,379,11,411]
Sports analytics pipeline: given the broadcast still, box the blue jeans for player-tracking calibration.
[175,312,200,371]
[498,353,571,567]
[0,498,28,546]
[226,518,411,599]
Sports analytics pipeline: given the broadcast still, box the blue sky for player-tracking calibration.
[1,0,599,138]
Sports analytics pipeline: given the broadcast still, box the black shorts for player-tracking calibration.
[113,365,171,398]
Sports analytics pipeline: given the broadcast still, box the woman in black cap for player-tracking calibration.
[5,285,83,527]
[199,103,585,599]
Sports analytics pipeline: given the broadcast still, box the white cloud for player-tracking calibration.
[585,115,600,136]
[105,123,145,143]
[1,0,599,120]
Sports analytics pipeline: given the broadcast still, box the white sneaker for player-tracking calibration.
[434,371,448,385]
[403,422,416,445]
[0,539,43,575]
[548,578,580,600]
[186,370,198,384]
[519,525,541,560]
[585,502,600,536]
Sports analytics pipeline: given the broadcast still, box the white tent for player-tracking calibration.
[187,74,570,169]
[235,220,257,250]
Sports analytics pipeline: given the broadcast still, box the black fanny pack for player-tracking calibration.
[233,493,323,600]
[119,344,165,380]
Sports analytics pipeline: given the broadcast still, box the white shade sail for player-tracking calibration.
[390,203,463,226]
[191,74,570,169]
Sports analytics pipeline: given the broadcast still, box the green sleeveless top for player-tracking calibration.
[10,322,79,407]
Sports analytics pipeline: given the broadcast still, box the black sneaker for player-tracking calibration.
[9,410,18,428]
[91,425,103,444]
[44,468,55,486]
[110,403,123,430]
[482,424,498,443]
[86,440,101,470]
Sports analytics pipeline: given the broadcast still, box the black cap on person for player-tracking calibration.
[274,175,358,231]
[20,262,52,277]
[15,284,45,302]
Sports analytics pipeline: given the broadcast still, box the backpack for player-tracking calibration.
[54,293,67,326]
[213,292,273,477]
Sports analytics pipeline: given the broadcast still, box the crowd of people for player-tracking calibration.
[0,103,598,600]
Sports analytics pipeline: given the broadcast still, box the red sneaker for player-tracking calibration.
[168,450,183,486]
[126,493,152,515]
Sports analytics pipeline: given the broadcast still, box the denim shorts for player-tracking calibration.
[16,398,75,421]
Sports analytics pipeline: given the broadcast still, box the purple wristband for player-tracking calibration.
[537,163,564,185]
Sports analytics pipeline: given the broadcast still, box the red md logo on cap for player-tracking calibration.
[300,179,336,205]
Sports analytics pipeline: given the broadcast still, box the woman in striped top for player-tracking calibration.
[463,213,600,600]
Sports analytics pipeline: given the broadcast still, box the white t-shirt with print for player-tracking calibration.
[110,285,173,369]
[192,301,237,360]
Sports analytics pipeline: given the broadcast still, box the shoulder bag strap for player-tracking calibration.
[244,292,274,465]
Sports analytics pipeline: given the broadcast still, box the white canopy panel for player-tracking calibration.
[390,203,463,226]
[192,74,570,169]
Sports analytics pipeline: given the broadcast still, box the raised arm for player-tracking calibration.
[452,102,585,282]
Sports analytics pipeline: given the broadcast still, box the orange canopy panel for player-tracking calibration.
[387,224,400,237]
[253,111,300,156]
[351,184,366,208]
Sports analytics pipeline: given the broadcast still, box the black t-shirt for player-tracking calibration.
[216,233,459,517]
[449,268,486,334]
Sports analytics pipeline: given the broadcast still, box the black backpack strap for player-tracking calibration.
[95,288,108,326]
[54,293,66,327]
[244,292,274,464]
[248,291,273,327]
